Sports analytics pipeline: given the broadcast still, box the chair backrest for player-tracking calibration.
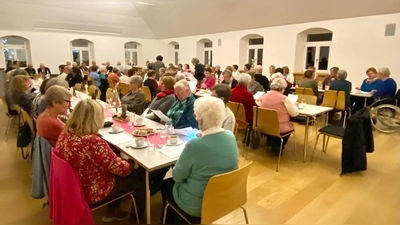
[252,106,281,137]
[106,88,114,100]
[234,123,238,136]
[227,101,246,123]
[295,87,313,95]
[335,91,346,110]
[119,83,130,96]
[297,94,317,105]
[321,90,338,108]
[201,162,253,224]
[141,86,152,103]
[74,83,82,91]
[15,104,35,138]
[108,79,115,89]
[33,74,41,80]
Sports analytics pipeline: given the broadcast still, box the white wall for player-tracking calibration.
[0,31,158,72]
[158,13,400,86]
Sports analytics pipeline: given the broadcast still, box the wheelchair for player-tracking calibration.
[369,98,400,133]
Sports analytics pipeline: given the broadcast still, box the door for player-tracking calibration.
[125,51,138,65]
[204,50,213,66]
[3,46,28,67]
[304,42,330,71]
[248,47,263,65]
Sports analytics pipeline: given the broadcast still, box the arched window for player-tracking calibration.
[1,36,31,68]
[239,34,264,67]
[124,42,140,66]
[168,42,179,66]
[294,28,333,72]
[70,39,94,66]
[196,39,213,66]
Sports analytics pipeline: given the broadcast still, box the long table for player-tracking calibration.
[99,117,192,224]
[350,91,373,107]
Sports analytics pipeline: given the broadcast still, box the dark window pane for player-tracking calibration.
[204,42,212,48]
[305,47,316,69]
[248,49,255,64]
[174,44,179,50]
[307,33,332,42]
[124,42,137,49]
[318,46,330,70]
[249,38,264,45]
[71,39,89,47]
[257,49,263,65]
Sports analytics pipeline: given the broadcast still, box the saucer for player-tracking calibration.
[167,139,183,146]
[130,142,149,149]
[134,123,146,127]
[108,128,124,134]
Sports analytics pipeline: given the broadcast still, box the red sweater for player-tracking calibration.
[55,132,133,204]
[230,84,258,123]
[36,114,65,146]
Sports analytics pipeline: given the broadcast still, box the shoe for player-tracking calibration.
[102,208,130,223]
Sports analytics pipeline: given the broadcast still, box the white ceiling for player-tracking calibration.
[0,0,399,39]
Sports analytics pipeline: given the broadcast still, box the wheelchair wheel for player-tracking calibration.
[370,104,400,133]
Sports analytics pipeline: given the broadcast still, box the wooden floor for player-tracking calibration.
[0,100,399,224]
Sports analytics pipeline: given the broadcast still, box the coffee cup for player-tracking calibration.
[111,124,120,132]
[135,117,144,126]
[168,135,179,144]
[135,137,145,147]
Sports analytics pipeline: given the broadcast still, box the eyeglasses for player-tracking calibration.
[64,100,72,104]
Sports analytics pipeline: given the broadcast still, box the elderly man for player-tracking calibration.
[254,65,269,91]
[120,75,146,114]
[166,80,198,129]
[328,69,352,125]
[153,55,165,77]
[221,70,238,89]
[25,63,36,76]
[38,63,51,75]
[106,61,113,73]
[116,61,124,73]
[191,58,204,84]
[65,61,71,66]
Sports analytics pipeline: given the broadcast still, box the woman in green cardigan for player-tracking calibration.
[161,96,239,224]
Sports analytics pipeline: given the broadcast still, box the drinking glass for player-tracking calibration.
[165,121,174,135]
[301,98,307,108]
[159,130,168,149]
[128,112,133,129]
[147,134,155,152]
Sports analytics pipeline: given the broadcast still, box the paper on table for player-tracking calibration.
[287,94,299,104]
[70,97,81,109]
[253,91,265,99]
[173,127,198,136]
[102,133,135,145]
[152,110,171,122]
[188,81,197,92]
[160,146,183,159]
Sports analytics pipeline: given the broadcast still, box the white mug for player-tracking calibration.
[169,135,179,144]
[135,137,145,147]
[135,117,144,126]
[111,124,120,132]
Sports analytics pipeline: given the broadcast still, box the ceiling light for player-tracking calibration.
[135,2,155,6]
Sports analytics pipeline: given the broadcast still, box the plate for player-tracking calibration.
[130,141,149,149]
[134,123,146,127]
[132,128,156,137]
[108,128,124,134]
[167,139,183,146]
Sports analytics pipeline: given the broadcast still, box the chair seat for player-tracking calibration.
[318,125,345,137]
[166,200,201,224]
[236,119,249,130]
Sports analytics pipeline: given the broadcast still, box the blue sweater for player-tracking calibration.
[360,79,382,92]
[374,78,397,98]
[172,130,239,217]
[90,71,101,87]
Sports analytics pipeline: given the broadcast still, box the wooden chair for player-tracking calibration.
[249,107,296,172]
[119,83,130,96]
[141,86,152,103]
[5,106,19,142]
[33,74,41,80]
[74,83,82,91]
[106,88,114,100]
[227,101,250,148]
[108,79,115,89]
[296,94,317,105]
[162,162,253,224]
[87,85,101,99]
[295,87,313,96]
[14,104,35,160]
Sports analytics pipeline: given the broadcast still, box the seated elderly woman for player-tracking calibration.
[161,96,239,224]
[259,78,299,154]
[30,79,49,118]
[121,75,146,114]
[142,76,176,122]
[54,99,145,222]
[166,80,198,129]
[90,66,101,88]
[299,70,319,96]
[230,73,258,124]
[247,70,263,94]
[36,85,72,146]
[371,67,397,98]
[35,78,70,116]
[353,67,383,112]
[143,70,158,97]
[221,69,238,89]
[9,74,36,113]
[211,84,235,132]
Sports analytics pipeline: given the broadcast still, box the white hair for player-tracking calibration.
[254,65,262,74]
[100,66,107,72]
[270,72,284,81]
[337,70,348,80]
[270,78,287,91]
[175,74,186,82]
[72,62,78,67]
[237,73,251,85]
[377,67,391,77]
[194,96,225,130]
[174,79,190,91]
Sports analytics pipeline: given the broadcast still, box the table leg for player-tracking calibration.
[145,171,151,224]
[303,117,310,162]
[364,98,367,107]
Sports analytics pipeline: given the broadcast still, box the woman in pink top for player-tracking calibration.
[36,85,72,146]
[199,67,216,89]
[260,78,299,154]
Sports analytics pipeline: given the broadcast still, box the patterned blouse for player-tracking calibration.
[54,131,133,204]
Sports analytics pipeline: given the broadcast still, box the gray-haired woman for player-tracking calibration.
[121,75,146,114]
